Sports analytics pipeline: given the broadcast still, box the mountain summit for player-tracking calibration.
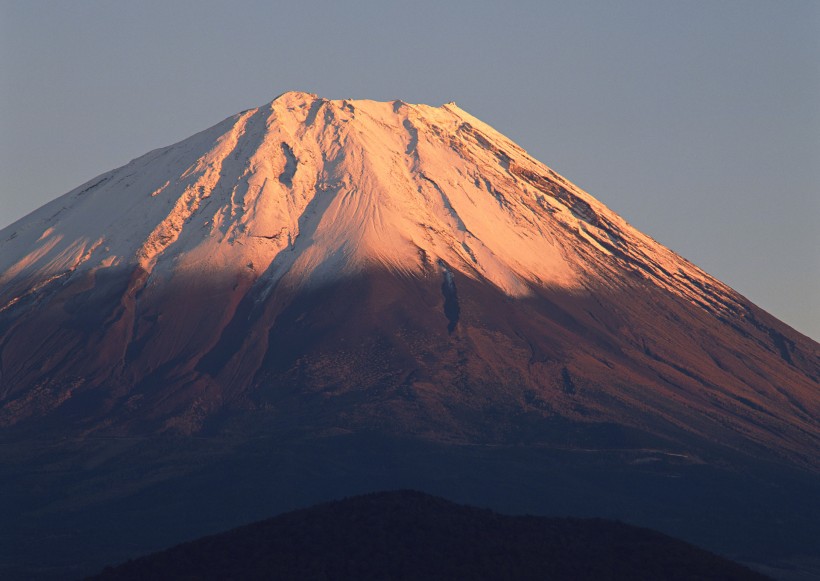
[1,90,615,298]
[0,92,818,578]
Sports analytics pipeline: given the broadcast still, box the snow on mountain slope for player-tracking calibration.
[1,91,730,307]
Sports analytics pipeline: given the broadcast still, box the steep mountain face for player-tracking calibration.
[0,92,818,579]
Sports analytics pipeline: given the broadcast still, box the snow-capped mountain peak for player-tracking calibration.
[2,92,728,308]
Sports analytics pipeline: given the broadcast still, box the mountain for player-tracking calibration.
[0,92,818,580]
[87,491,770,581]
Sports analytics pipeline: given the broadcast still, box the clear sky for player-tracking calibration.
[1,1,818,339]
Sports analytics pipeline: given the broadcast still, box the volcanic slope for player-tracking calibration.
[0,92,818,579]
[0,91,816,466]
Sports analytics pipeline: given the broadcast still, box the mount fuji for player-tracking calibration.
[1,92,818,579]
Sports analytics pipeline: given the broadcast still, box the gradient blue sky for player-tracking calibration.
[1,1,818,339]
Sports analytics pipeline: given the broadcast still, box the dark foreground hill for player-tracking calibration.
[88,491,768,581]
